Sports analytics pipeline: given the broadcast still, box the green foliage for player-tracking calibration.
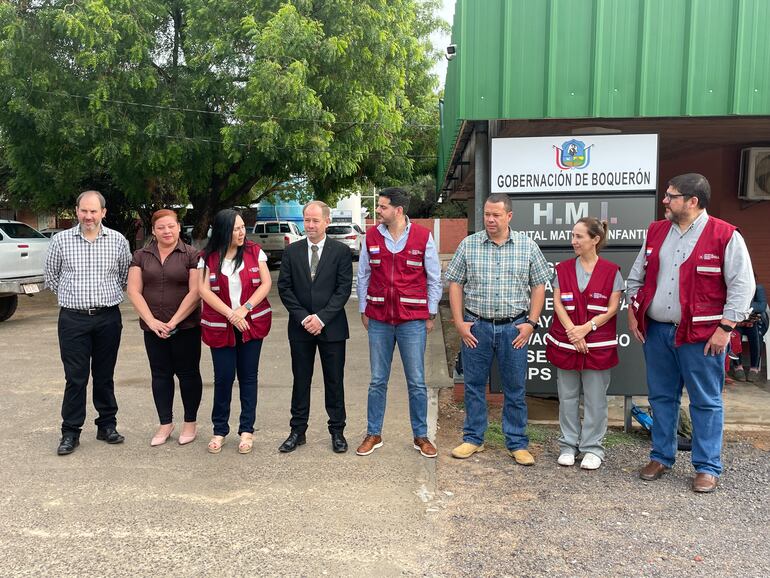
[0,0,443,236]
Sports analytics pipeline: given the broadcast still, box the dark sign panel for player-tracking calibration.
[509,195,657,247]
[490,249,649,396]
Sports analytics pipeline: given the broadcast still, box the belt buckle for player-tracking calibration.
[87,308,98,316]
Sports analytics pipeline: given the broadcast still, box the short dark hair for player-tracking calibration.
[485,193,512,212]
[668,173,710,209]
[378,187,410,212]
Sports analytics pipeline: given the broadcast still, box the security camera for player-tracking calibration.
[445,44,457,61]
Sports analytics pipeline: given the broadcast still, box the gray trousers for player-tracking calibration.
[556,368,611,460]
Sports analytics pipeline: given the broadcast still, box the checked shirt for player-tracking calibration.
[44,225,131,309]
[445,228,551,319]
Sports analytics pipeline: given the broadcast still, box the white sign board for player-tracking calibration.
[491,134,658,193]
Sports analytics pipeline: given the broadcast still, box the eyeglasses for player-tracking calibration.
[663,192,691,200]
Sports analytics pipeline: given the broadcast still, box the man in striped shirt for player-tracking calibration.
[44,191,131,455]
[446,193,551,465]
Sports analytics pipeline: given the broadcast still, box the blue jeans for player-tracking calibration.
[366,319,428,438]
[733,324,762,369]
[210,332,263,437]
[461,315,529,450]
[644,320,725,477]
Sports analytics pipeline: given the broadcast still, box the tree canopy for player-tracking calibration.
[0,0,443,237]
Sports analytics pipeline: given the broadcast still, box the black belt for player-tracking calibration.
[465,308,526,325]
[62,305,118,316]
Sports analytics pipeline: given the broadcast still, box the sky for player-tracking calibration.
[431,0,456,89]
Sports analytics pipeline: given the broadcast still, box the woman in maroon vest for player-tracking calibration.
[546,217,624,470]
[198,209,272,455]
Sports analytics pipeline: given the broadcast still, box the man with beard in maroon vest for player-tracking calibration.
[355,187,442,458]
[627,173,754,493]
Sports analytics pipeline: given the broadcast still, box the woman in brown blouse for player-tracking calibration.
[127,209,203,446]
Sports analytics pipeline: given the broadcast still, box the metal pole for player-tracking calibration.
[473,121,489,233]
[623,396,633,433]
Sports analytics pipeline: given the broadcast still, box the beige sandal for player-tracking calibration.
[238,432,254,454]
[207,435,225,454]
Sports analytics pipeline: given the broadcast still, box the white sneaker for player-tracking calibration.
[557,452,575,466]
[580,453,602,470]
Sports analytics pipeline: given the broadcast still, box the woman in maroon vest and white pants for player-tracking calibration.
[546,217,624,470]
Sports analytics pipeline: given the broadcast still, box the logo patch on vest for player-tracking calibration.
[591,292,607,300]
[561,292,574,302]
[408,249,423,255]
[700,253,720,261]
[369,245,380,254]
[645,247,653,256]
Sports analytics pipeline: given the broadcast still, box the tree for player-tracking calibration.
[0,0,443,240]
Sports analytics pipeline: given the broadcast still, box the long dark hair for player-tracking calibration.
[202,209,245,274]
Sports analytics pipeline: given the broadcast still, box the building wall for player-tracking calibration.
[660,147,770,284]
[365,218,469,255]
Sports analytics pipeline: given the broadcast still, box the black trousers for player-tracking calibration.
[289,339,346,434]
[143,327,203,424]
[58,307,122,436]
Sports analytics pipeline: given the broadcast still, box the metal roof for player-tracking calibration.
[438,0,770,192]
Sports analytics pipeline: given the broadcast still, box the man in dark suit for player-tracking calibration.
[277,201,353,453]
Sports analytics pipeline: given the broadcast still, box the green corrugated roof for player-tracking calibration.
[438,0,770,189]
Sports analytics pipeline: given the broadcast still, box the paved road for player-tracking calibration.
[0,269,451,576]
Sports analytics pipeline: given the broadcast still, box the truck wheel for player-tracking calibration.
[0,295,18,322]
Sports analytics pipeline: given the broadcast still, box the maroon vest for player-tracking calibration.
[546,257,620,371]
[364,224,430,324]
[630,216,735,346]
[200,241,272,348]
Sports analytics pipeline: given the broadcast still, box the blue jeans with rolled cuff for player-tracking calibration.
[365,319,428,438]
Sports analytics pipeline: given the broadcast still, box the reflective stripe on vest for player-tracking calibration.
[546,333,618,350]
[250,308,272,320]
[400,297,427,304]
[201,319,227,328]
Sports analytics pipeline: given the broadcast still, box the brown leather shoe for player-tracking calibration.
[355,434,383,456]
[692,473,718,493]
[413,437,437,458]
[639,460,670,481]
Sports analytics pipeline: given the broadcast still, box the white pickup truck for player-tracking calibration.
[0,220,50,322]
[246,220,304,265]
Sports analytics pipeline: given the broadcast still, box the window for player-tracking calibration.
[327,225,354,235]
[0,223,45,239]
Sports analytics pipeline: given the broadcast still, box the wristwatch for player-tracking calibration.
[524,319,538,330]
[244,302,254,311]
[590,319,598,332]
[717,322,734,333]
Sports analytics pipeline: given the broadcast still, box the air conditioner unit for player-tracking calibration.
[738,147,770,200]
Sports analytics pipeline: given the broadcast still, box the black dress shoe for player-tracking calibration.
[57,435,80,455]
[96,427,125,444]
[331,432,348,453]
[278,432,306,453]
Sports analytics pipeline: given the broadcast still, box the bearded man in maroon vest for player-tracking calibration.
[627,173,755,493]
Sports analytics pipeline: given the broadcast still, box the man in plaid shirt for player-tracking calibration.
[44,190,131,455]
[445,193,551,465]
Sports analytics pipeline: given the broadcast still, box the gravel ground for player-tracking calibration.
[426,394,770,578]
